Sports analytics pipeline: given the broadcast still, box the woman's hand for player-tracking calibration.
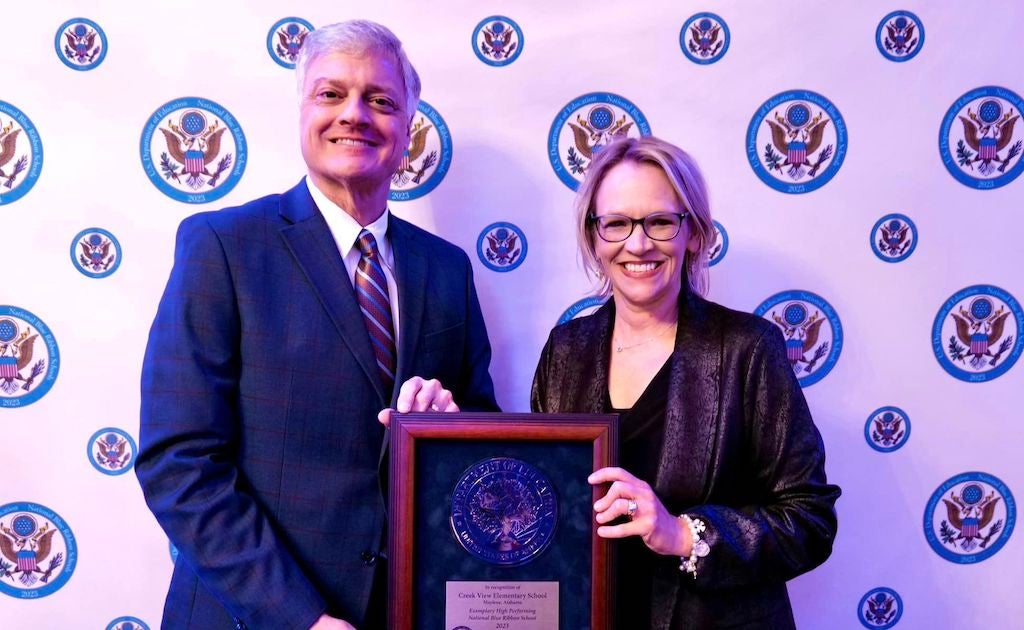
[377,376,459,428]
[588,467,692,557]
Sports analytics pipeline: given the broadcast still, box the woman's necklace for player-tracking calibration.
[613,320,676,353]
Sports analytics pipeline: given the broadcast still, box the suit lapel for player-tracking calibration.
[655,293,721,504]
[389,216,427,397]
[277,181,388,405]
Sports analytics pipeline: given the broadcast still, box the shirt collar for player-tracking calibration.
[305,176,391,260]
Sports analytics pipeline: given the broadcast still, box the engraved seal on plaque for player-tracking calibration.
[450,457,557,566]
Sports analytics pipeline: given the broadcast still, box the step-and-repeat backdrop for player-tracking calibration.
[4,2,1022,628]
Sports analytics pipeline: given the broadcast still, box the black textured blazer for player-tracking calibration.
[531,291,840,629]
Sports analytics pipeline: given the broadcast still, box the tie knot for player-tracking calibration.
[356,230,379,258]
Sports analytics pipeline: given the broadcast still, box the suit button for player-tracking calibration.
[361,550,378,566]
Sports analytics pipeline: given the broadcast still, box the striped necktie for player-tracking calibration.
[354,230,396,393]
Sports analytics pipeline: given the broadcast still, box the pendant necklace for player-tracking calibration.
[614,320,676,353]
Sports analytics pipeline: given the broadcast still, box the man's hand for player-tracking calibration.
[378,376,459,427]
[309,613,356,630]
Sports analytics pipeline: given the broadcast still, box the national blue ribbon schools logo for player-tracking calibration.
[548,92,652,191]
[140,97,247,204]
[390,100,452,202]
[54,18,108,71]
[864,406,910,453]
[708,220,729,267]
[924,471,1015,564]
[477,222,527,273]
[857,587,903,628]
[875,11,924,63]
[0,306,59,408]
[70,227,122,278]
[0,101,43,206]
[679,12,731,65]
[747,90,847,194]
[870,213,917,263]
[754,290,843,387]
[932,285,1022,383]
[87,427,139,476]
[939,86,1024,190]
[0,502,77,599]
[557,296,608,326]
[267,17,314,69]
[472,16,524,67]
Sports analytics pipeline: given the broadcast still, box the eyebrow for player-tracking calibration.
[308,77,401,97]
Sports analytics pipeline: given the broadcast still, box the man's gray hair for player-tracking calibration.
[296,20,421,119]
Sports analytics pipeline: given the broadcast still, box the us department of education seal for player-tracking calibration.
[754,290,843,387]
[140,97,247,204]
[857,586,903,629]
[70,227,122,278]
[870,213,917,263]
[450,457,557,566]
[477,222,527,272]
[864,406,910,453]
[708,220,729,267]
[106,617,151,630]
[267,17,314,69]
[875,10,924,63]
[54,18,108,71]
[679,12,730,65]
[87,427,138,476]
[472,16,524,67]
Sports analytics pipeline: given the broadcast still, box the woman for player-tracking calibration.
[531,136,840,629]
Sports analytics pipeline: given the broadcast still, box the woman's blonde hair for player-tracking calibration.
[574,136,715,296]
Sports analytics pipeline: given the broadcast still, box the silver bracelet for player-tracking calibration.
[678,514,710,578]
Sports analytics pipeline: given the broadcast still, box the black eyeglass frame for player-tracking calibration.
[587,212,691,243]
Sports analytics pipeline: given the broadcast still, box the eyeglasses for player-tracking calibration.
[588,212,690,242]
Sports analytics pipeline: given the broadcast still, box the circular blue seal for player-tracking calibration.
[106,617,151,630]
[857,587,903,629]
[140,97,247,204]
[54,18,108,71]
[0,502,77,599]
[924,471,1016,564]
[708,220,729,267]
[0,306,60,408]
[556,296,608,326]
[390,100,452,202]
[70,227,122,278]
[450,457,557,566]
[87,427,139,476]
[679,12,731,65]
[746,90,847,194]
[477,222,527,272]
[875,11,924,63]
[932,284,1023,383]
[754,290,843,387]
[472,16,524,67]
[870,213,917,263]
[548,92,652,191]
[0,101,43,206]
[939,86,1024,190]
[266,17,314,69]
[864,406,911,453]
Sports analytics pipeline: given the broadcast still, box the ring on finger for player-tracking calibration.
[626,499,638,520]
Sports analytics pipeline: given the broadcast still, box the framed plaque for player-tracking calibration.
[388,412,618,630]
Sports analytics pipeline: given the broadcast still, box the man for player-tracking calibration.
[136,20,497,629]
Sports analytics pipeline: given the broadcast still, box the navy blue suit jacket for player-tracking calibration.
[136,181,498,629]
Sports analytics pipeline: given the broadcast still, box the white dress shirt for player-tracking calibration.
[305,177,401,345]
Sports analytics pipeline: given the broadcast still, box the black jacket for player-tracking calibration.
[531,292,840,629]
